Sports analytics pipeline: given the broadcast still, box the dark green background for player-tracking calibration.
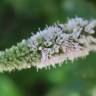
[0,0,96,96]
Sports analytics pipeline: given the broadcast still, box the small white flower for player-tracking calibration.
[85,20,96,34]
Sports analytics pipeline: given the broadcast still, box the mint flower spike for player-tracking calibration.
[0,17,96,72]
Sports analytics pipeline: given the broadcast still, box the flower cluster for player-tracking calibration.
[0,17,96,72]
[27,17,96,69]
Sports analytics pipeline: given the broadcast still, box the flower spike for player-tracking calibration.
[0,17,96,72]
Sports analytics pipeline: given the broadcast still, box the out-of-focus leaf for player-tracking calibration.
[0,74,23,96]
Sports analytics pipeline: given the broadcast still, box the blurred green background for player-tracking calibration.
[0,0,96,96]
